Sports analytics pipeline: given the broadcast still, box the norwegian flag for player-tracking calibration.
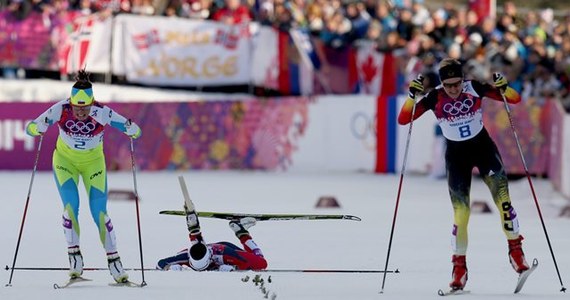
[132,29,160,50]
[59,13,113,75]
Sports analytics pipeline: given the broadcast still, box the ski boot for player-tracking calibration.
[449,255,467,290]
[108,253,129,283]
[68,246,84,279]
[229,217,257,238]
[185,204,201,234]
[230,217,263,257]
[508,235,530,273]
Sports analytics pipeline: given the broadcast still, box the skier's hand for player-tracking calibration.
[408,74,424,100]
[26,122,44,137]
[218,265,236,272]
[125,119,141,139]
[25,119,49,137]
[168,264,189,271]
[493,72,508,93]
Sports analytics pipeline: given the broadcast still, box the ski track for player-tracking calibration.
[1,171,569,300]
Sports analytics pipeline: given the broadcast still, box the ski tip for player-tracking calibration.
[438,288,469,296]
[344,215,362,221]
[109,280,145,287]
[531,258,538,266]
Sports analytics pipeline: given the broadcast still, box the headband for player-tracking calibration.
[439,64,464,81]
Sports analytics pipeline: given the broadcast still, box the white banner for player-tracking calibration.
[395,95,438,174]
[290,95,376,172]
[250,26,279,91]
[112,15,252,86]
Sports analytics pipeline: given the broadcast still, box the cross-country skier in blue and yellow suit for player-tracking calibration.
[398,58,530,291]
[25,70,141,283]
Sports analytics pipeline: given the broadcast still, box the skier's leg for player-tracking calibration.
[82,156,128,282]
[447,164,472,256]
[480,148,529,273]
[445,144,472,289]
[219,243,268,271]
[53,150,84,278]
[229,217,263,256]
[157,249,191,270]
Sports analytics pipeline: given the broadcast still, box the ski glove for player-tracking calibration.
[218,265,236,272]
[125,119,142,139]
[493,72,508,92]
[408,74,424,100]
[25,122,45,137]
[168,264,190,271]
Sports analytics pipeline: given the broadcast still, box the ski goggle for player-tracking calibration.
[70,87,94,106]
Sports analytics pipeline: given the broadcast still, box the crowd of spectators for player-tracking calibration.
[1,0,570,111]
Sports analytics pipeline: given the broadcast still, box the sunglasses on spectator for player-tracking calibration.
[443,79,463,89]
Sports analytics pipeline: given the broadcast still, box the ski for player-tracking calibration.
[437,289,470,296]
[53,276,92,289]
[178,176,196,212]
[514,258,538,293]
[109,280,146,288]
[159,210,361,221]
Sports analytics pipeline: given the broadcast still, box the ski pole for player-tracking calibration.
[381,75,423,293]
[495,77,566,292]
[6,266,400,274]
[129,137,147,287]
[6,135,44,287]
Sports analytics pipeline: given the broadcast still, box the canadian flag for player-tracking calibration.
[59,13,112,75]
[354,41,396,96]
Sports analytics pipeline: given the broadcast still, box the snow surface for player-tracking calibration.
[1,170,569,299]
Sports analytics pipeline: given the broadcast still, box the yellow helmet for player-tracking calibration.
[70,87,94,106]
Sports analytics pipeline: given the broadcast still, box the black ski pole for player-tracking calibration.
[495,74,566,292]
[129,137,147,287]
[6,265,400,274]
[6,135,44,287]
[381,75,423,293]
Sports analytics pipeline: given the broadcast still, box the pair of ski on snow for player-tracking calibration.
[53,276,144,289]
[437,258,539,296]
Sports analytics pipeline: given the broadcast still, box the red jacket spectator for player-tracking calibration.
[211,0,252,25]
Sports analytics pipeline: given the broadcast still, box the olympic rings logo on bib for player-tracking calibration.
[65,120,96,134]
[443,99,474,116]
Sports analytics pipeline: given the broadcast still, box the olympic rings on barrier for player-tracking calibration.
[351,112,377,140]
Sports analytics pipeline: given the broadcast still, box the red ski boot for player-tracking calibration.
[508,235,530,273]
[449,255,468,290]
